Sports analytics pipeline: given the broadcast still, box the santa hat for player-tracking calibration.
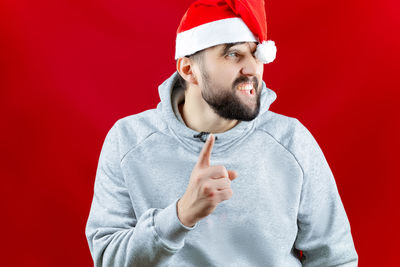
[175,0,276,64]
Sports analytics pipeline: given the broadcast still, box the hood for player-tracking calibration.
[156,72,277,155]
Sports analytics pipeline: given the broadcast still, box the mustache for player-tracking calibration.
[232,76,259,90]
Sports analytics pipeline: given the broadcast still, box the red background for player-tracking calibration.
[1,0,399,266]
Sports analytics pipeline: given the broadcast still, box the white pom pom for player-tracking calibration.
[254,40,277,64]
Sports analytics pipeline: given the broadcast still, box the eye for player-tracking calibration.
[227,51,239,58]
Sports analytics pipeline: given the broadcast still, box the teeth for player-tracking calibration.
[237,83,254,91]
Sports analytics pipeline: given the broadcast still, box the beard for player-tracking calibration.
[199,67,262,121]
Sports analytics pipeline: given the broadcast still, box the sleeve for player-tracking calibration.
[291,120,358,267]
[85,123,195,266]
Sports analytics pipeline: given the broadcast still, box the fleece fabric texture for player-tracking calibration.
[85,72,358,266]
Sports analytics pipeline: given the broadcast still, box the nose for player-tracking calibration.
[240,54,262,77]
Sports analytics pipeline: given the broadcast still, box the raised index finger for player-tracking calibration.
[196,133,215,168]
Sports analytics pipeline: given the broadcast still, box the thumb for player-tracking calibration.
[228,170,238,181]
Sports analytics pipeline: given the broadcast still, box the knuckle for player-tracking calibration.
[217,165,227,172]
[216,165,228,176]
[207,191,216,200]
[202,183,211,194]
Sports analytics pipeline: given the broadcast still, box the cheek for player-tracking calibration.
[202,55,243,87]
[209,65,238,85]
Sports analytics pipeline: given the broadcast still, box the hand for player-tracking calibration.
[177,134,238,227]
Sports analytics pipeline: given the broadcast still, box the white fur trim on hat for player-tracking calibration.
[254,40,277,64]
[175,17,257,59]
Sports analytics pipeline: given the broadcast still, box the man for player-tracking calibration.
[86,0,358,266]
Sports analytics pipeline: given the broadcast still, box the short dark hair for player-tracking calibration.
[188,49,205,65]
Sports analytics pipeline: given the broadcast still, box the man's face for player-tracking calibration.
[195,42,264,121]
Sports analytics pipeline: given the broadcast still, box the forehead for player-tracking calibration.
[209,42,257,54]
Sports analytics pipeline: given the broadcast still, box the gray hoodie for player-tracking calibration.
[86,72,358,266]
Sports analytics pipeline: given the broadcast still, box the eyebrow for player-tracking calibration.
[220,42,246,56]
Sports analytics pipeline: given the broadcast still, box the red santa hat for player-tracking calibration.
[175,0,276,64]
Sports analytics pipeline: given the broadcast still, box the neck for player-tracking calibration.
[178,84,239,133]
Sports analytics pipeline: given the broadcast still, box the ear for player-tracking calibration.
[177,57,199,86]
